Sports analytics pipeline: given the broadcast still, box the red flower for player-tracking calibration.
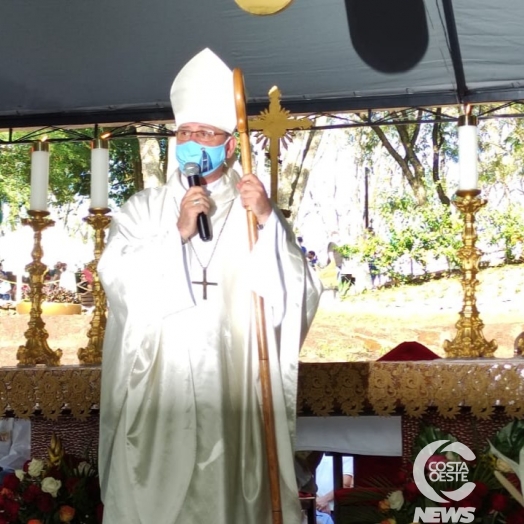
[65,477,80,494]
[0,487,13,500]
[96,502,104,524]
[36,493,55,513]
[58,505,76,523]
[3,498,20,520]
[507,508,524,524]
[403,482,420,502]
[490,493,510,512]
[473,481,489,497]
[22,483,43,503]
[395,470,408,485]
[458,494,482,509]
[1,473,20,492]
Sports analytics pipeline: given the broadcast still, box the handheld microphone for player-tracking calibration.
[182,162,212,242]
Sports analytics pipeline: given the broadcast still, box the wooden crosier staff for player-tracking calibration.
[233,68,283,524]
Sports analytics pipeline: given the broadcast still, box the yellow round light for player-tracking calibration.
[235,0,294,16]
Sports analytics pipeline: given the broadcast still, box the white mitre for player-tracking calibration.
[170,48,237,134]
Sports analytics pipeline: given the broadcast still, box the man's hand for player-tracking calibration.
[316,494,331,513]
[237,174,272,225]
[177,187,211,241]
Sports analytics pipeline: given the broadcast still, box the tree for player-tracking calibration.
[0,129,141,227]
[430,108,451,206]
[137,125,170,189]
[0,141,31,227]
[101,135,141,207]
[328,106,524,287]
[279,129,323,222]
[0,133,91,226]
[367,110,428,206]
[363,109,458,207]
[252,115,326,224]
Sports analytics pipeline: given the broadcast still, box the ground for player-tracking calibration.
[0,264,522,366]
[300,263,523,361]
[0,310,92,366]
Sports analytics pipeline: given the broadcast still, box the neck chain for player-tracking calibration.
[187,200,234,299]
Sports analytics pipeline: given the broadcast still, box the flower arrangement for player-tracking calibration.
[336,421,524,524]
[0,434,103,524]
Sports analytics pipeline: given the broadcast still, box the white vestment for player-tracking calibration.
[98,168,322,524]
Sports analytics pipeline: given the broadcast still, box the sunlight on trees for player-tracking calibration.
[1,106,524,288]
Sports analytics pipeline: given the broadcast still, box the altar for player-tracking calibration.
[2,359,522,459]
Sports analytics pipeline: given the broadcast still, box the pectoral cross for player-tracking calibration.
[192,268,217,300]
[250,86,312,203]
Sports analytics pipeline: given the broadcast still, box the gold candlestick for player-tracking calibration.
[78,207,111,365]
[17,210,63,367]
[514,331,524,357]
[443,189,497,358]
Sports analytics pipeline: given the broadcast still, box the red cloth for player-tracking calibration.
[353,455,404,486]
[377,341,440,361]
[298,491,315,498]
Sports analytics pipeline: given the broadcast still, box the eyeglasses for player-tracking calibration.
[176,129,227,143]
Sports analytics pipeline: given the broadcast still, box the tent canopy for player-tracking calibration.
[1,0,524,128]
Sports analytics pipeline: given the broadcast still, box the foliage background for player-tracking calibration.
[1,106,524,282]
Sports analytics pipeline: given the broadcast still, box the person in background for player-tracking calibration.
[97,48,322,524]
[0,419,31,483]
[298,236,307,255]
[315,454,354,518]
[366,227,380,289]
[326,242,343,271]
[78,267,95,310]
[58,262,78,293]
[0,264,11,300]
[307,250,318,269]
[82,266,94,285]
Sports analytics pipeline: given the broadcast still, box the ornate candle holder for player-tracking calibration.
[514,331,524,357]
[443,189,497,358]
[78,207,111,365]
[17,210,63,367]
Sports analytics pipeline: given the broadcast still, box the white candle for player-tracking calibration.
[90,139,109,209]
[458,114,478,190]
[29,141,50,211]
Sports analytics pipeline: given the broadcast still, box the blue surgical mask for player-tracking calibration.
[176,140,229,177]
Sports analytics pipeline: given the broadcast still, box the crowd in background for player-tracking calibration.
[0,259,94,309]
[0,262,13,301]
[297,233,380,294]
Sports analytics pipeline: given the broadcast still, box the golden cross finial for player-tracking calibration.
[250,86,312,203]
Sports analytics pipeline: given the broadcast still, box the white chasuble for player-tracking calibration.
[98,168,322,524]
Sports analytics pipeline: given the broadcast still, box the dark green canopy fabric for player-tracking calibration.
[0,0,523,127]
